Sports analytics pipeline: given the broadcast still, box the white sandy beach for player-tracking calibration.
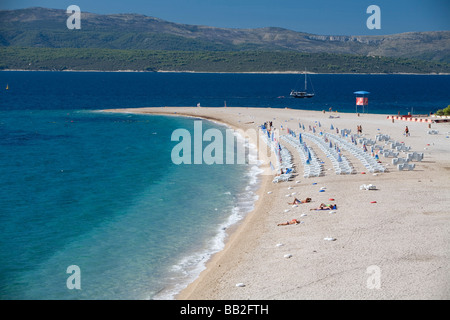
[104,106,450,300]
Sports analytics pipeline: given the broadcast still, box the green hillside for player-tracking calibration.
[1,7,449,73]
[1,47,449,73]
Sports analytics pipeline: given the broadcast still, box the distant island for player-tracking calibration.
[1,7,449,73]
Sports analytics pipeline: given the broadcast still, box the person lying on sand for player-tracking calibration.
[277,219,300,226]
[310,203,337,210]
[288,197,311,205]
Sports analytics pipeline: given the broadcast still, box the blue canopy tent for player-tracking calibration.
[354,91,370,114]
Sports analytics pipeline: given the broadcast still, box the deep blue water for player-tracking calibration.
[0,72,448,299]
[1,72,449,114]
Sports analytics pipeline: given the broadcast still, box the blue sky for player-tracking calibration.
[1,0,449,35]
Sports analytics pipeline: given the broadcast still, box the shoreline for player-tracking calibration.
[2,69,450,75]
[102,107,276,300]
[103,106,450,300]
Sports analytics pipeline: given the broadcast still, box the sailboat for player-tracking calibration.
[290,72,314,98]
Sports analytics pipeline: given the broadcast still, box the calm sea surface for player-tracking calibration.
[0,72,448,299]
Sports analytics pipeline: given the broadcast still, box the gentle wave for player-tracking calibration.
[152,128,263,300]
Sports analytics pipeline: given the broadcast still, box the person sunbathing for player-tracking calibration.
[277,219,300,226]
[288,197,311,205]
[310,203,337,210]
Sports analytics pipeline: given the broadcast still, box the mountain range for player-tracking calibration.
[0,7,449,73]
[1,7,449,62]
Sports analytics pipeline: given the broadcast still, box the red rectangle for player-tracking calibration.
[356,97,368,105]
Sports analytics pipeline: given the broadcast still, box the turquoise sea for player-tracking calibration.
[0,72,449,299]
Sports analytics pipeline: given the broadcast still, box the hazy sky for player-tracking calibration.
[1,0,449,35]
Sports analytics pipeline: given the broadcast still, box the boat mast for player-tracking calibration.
[304,70,307,91]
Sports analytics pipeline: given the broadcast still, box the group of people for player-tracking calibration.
[262,121,274,133]
[278,196,337,226]
[276,123,410,227]
[357,123,409,137]
[357,124,409,136]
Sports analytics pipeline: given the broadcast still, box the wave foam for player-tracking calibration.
[153,156,263,300]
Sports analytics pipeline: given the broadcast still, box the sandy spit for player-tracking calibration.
[103,106,450,300]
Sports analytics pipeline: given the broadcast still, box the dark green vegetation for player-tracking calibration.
[1,47,449,73]
[436,105,450,116]
[1,7,450,73]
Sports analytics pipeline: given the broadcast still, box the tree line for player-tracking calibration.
[1,47,449,74]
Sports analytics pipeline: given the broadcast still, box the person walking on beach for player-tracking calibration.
[357,125,362,134]
[405,126,410,137]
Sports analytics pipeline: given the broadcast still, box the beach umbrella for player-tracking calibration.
[318,122,321,127]
[330,124,334,130]
[329,141,333,148]
[338,153,342,162]
[299,123,302,128]
[302,125,305,130]
[299,133,303,144]
[313,127,316,133]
